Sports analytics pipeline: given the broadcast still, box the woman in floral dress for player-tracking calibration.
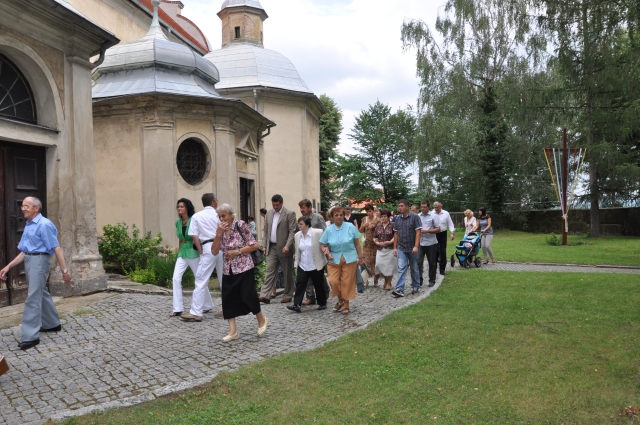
[359,204,380,286]
[211,204,268,342]
[373,209,397,290]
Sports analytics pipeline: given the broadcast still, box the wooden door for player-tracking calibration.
[1,144,46,306]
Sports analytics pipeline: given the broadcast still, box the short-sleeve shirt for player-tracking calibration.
[418,211,440,247]
[479,215,493,235]
[221,220,257,275]
[18,214,60,255]
[394,212,422,252]
[373,222,394,250]
[176,218,199,259]
[319,222,360,265]
[188,206,219,242]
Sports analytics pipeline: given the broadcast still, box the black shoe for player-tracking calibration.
[411,288,419,294]
[19,339,40,350]
[286,305,301,313]
[317,305,327,311]
[40,325,62,333]
[391,290,405,298]
[428,281,436,287]
[420,279,424,287]
[440,271,445,276]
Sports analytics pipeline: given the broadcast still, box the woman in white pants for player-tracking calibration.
[170,198,200,316]
[473,206,495,264]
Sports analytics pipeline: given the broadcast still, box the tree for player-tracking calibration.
[402,0,546,218]
[318,94,343,211]
[330,101,415,206]
[536,0,640,235]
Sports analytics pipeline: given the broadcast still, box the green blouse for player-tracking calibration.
[176,218,199,259]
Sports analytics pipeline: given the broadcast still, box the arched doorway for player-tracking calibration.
[0,53,47,307]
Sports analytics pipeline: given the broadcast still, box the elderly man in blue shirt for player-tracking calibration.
[0,197,71,350]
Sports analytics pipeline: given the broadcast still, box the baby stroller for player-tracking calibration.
[450,232,482,268]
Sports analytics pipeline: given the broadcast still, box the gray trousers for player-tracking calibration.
[260,249,295,298]
[22,255,60,343]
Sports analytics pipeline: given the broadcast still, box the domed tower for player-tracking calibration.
[91,0,273,244]
[205,0,326,213]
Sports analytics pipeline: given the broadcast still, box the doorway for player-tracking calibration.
[0,143,46,307]
[239,177,254,222]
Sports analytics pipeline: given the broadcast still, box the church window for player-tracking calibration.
[0,54,36,124]
[234,26,241,39]
[177,138,209,185]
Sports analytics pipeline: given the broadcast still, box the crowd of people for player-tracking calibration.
[168,193,496,343]
[0,192,495,355]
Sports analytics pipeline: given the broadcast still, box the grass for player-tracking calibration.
[451,230,640,266]
[59,271,640,425]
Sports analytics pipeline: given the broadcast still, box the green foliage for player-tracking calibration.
[329,101,415,206]
[98,223,163,273]
[142,253,193,288]
[254,260,266,290]
[318,94,343,211]
[128,268,156,284]
[545,232,562,246]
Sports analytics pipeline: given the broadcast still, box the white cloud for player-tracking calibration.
[185,0,444,156]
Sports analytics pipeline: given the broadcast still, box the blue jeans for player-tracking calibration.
[395,250,420,292]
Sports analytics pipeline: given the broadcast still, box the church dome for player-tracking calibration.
[204,43,311,94]
[221,0,265,11]
[93,0,223,99]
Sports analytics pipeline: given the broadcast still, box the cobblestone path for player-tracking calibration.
[448,261,640,274]
[0,273,441,425]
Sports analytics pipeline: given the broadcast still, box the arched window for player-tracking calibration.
[0,54,36,124]
[176,138,209,185]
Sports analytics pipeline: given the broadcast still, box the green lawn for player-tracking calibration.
[60,271,640,425]
[449,230,640,266]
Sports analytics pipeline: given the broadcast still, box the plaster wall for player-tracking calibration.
[67,0,190,45]
[93,116,144,232]
[220,10,264,47]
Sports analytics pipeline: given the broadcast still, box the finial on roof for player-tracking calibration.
[142,0,168,40]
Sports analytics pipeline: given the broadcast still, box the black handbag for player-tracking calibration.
[236,222,264,266]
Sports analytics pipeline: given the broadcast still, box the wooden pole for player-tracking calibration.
[562,129,568,246]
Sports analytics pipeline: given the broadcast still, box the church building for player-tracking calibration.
[0,0,323,304]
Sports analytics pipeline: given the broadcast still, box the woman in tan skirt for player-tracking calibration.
[359,204,380,286]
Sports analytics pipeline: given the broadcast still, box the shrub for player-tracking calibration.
[98,223,163,273]
[254,260,266,290]
[128,268,156,284]
[545,232,562,246]
[145,253,195,288]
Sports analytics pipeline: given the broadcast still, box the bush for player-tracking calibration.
[545,232,562,246]
[98,223,163,273]
[254,260,266,290]
[145,253,195,288]
[128,268,156,284]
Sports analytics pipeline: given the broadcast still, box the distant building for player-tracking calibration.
[205,0,325,212]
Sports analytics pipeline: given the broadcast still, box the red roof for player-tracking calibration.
[138,0,210,53]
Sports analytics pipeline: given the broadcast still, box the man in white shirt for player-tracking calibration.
[181,193,223,322]
[433,201,455,276]
[417,200,440,287]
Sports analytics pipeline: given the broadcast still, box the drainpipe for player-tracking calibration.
[91,40,110,67]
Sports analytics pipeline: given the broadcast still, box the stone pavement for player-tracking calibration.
[448,261,640,275]
[0,273,442,425]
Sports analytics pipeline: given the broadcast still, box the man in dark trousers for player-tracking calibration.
[433,201,455,275]
[259,195,297,303]
[417,200,440,287]
[0,197,72,350]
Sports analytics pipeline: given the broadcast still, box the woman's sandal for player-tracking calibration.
[333,300,344,312]
[491,259,496,264]
[169,312,182,317]
[341,302,350,315]
[483,260,489,264]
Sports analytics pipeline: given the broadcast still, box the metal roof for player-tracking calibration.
[204,43,312,94]
[220,0,265,11]
[93,0,224,100]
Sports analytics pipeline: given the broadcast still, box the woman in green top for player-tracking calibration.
[171,198,199,317]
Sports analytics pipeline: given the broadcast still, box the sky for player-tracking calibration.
[185,0,443,156]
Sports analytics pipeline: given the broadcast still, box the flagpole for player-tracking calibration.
[562,128,568,246]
